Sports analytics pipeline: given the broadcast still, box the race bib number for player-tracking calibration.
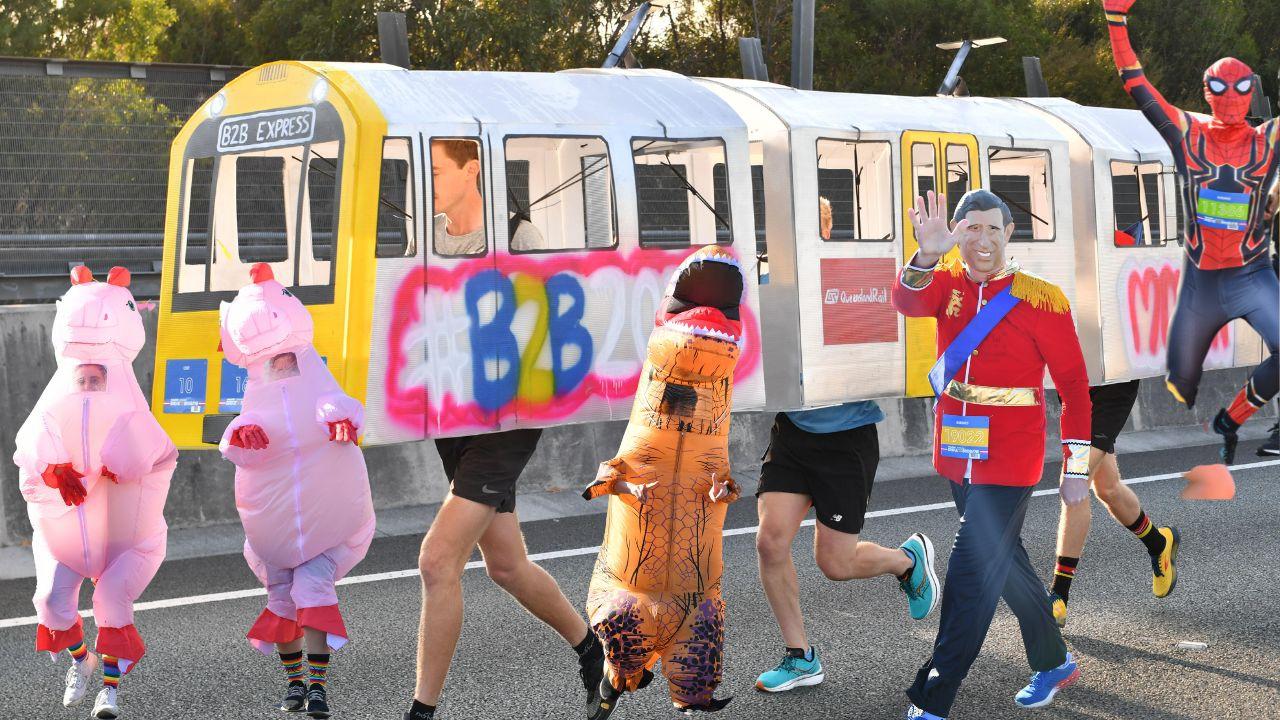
[940,414,990,460]
[1196,188,1250,231]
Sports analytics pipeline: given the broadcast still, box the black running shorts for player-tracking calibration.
[1089,380,1140,455]
[434,428,543,513]
[756,413,880,534]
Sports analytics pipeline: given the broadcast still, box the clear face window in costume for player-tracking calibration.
[266,352,300,381]
[1110,160,1170,247]
[816,138,894,242]
[504,135,616,252]
[989,148,1056,242]
[73,363,107,392]
[430,137,488,258]
[632,137,732,248]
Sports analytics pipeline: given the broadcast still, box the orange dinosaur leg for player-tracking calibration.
[660,595,731,712]
[590,589,659,693]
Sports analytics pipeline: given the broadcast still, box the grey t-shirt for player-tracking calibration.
[433,213,543,255]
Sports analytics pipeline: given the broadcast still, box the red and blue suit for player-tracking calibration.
[1105,0,1279,435]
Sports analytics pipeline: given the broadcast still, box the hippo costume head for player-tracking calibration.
[219,263,314,372]
[53,266,145,366]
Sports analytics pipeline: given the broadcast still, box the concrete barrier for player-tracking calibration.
[0,303,1271,547]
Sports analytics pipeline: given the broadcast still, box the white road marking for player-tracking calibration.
[1,458,1276,630]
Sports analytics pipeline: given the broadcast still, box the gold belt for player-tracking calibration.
[945,380,1039,407]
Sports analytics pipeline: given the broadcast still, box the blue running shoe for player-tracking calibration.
[905,704,946,720]
[1015,652,1080,708]
[755,647,823,692]
[899,533,939,620]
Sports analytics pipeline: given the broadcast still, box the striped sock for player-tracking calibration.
[1227,381,1265,425]
[67,640,88,664]
[280,650,305,685]
[1051,556,1079,602]
[102,655,120,689]
[1126,510,1166,556]
[307,653,330,688]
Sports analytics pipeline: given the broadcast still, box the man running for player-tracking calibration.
[405,139,603,720]
[1046,380,1179,626]
[754,197,939,694]
[896,190,1088,718]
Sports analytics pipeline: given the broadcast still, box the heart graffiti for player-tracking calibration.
[1118,257,1233,373]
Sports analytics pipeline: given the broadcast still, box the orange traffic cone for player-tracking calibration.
[1181,464,1236,501]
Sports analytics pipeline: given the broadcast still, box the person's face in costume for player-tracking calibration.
[267,352,299,380]
[1203,57,1254,126]
[956,207,1013,278]
[431,140,481,224]
[74,364,107,392]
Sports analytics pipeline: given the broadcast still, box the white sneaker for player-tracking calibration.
[92,687,120,719]
[62,652,98,706]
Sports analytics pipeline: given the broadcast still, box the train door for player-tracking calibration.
[797,135,903,404]
[899,131,980,396]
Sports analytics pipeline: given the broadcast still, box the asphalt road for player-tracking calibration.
[2,437,1277,720]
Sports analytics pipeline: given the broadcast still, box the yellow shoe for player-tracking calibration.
[1151,527,1180,598]
[1050,592,1068,628]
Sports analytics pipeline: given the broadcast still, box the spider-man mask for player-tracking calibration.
[1203,57,1254,125]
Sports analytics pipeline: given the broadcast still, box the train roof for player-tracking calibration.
[1014,97,1175,161]
[699,78,1069,145]
[328,63,747,136]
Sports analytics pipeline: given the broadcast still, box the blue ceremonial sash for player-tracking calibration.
[927,286,1020,398]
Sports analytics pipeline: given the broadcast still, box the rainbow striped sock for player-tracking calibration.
[102,655,121,689]
[307,653,330,688]
[280,650,305,685]
[1051,556,1079,602]
[67,640,88,664]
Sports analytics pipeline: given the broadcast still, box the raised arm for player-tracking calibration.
[1103,0,1189,143]
[893,190,965,318]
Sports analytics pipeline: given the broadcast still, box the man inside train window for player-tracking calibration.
[430,138,543,255]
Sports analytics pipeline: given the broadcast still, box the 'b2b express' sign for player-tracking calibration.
[217,107,315,153]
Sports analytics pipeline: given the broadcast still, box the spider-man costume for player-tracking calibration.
[1105,0,1279,462]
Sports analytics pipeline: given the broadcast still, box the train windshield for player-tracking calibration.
[173,139,342,310]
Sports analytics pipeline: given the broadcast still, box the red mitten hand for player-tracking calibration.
[41,463,87,506]
[230,424,270,450]
[100,466,119,484]
[328,419,357,444]
[1102,0,1135,13]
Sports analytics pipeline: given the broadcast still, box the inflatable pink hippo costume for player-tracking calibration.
[218,263,374,654]
[14,266,176,673]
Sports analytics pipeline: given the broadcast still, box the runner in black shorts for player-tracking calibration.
[1046,381,1181,627]
[752,401,939,693]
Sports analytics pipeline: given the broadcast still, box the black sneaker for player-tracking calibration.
[280,682,307,713]
[1212,408,1239,465]
[588,677,622,720]
[305,685,330,719]
[578,633,605,707]
[1258,423,1279,457]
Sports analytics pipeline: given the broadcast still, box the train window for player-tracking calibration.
[816,139,893,241]
[911,143,936,201]
[375,138,414,258]
[713,158,765,254]
[503,136,616,252]
[945,144,971,219]
[430,137,488,257]
[989,148,1055,242]
[1110,160,1168,247]
[306,146,339,263]
[236,156,290,264]
[632,138,731,247]
[184,157,214,267]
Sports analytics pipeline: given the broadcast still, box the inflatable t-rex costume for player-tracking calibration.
[583,246,744,716]
[218,263,375,653]
[16,266,176,672]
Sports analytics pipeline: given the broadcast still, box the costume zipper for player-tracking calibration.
[665,429,686,591]
[280,384,305,560]
[78,397,92,572]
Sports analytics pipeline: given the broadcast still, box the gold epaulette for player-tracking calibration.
[936,257,964,278]
[1011,271,1070,314]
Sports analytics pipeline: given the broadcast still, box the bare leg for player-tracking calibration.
[1090,451,1142,526]
[813,522,913,581]
[277,638,303,655]
[414,494,497,705]
[755,492,813,649]
[477,511,588,645]
[303,627,328,655]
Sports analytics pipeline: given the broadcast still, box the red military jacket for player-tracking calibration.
[892,255,1092,487]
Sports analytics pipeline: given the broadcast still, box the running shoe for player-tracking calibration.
[1049,591,1068,628]
[899,533,939,620]
[1258,422,1279,457]
[305,684,330,719]
[588,677,623,720]
[1212,408,1239,465]
[280,681,307,712]
[906,704,946,719]
[1151,526,1180,598]
[755,647,824,692]
[578,632,605,708]
[92,687,120,719]
[63,651,98,706]
[1014,653,1079,708]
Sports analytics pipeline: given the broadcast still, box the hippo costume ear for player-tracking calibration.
[107,267,131,288]
[70,266,94,285]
